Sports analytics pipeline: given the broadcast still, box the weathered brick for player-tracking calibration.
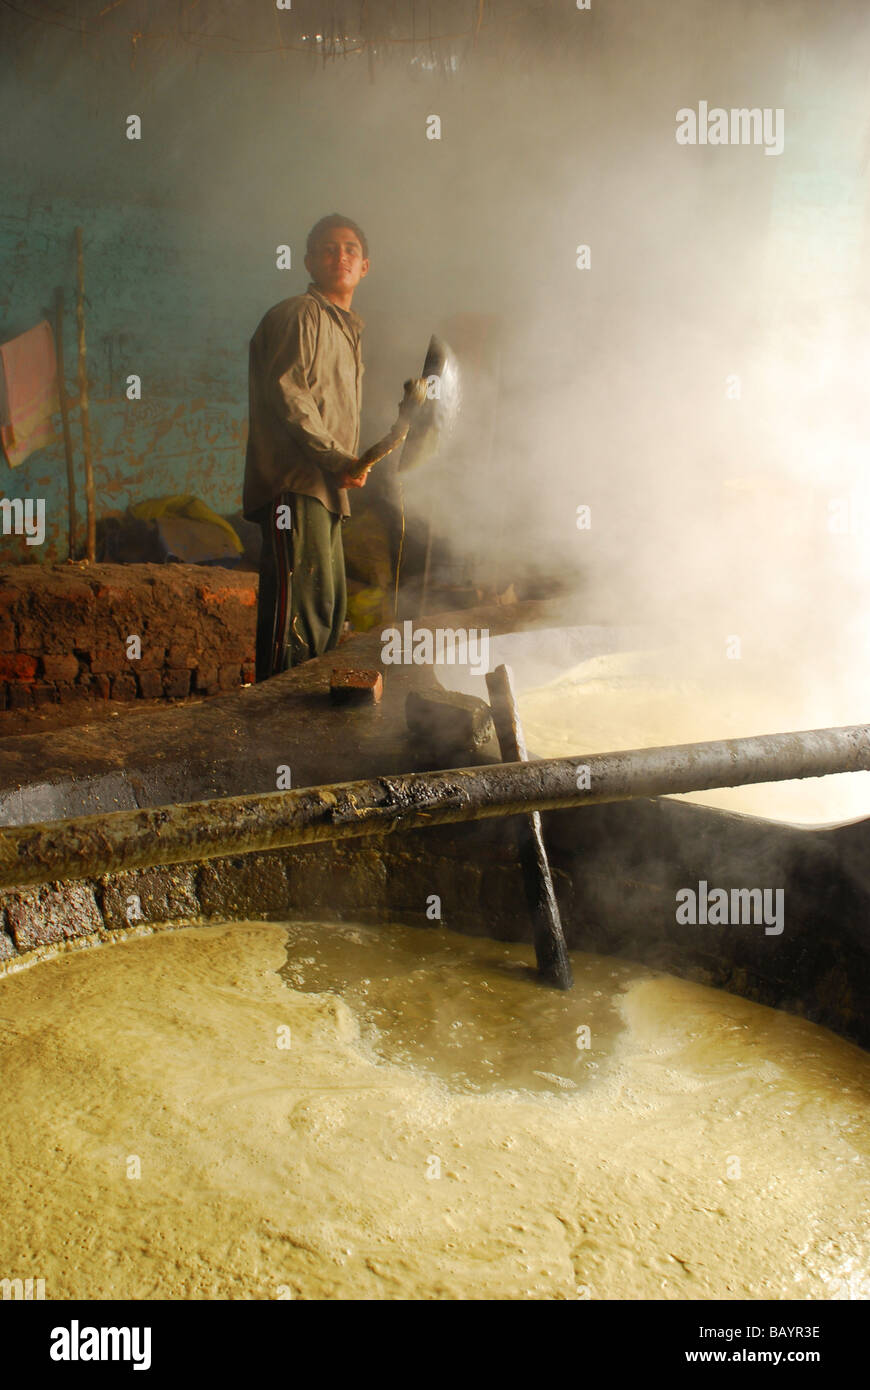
[0,652,37,680]
[88,647,128,674]
[214,642,251,663]
[330,667,383,705]
[7,682,33,708]
[217,664,241,691]
[164,668,191,699]
[198,854,289,918]
[41,653,80,682]
[0,562,258,713]
[100,866,199,930]
[31,682,56,707]
[241,660,256,685]
[137,646,166,670]
[193,664,218,694]
[136,668,163,699]
[284,843,388,916]
[201,584,257,609]
[167,644,199,669]
[110,672,138,701]
[5,882,102,952]
[14,620,43,648]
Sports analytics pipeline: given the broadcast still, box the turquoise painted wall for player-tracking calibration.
[0,199,261,559]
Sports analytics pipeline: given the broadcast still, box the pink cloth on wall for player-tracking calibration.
[0,320,61,469]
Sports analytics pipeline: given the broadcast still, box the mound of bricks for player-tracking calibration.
[0,563,257,711]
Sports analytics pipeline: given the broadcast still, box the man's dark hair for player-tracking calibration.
[306,214,369,259]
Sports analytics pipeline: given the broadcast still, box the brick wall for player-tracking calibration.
[0,563,256,710]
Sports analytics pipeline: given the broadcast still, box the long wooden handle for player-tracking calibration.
[345,379,427,481]
[486,663,575,990]
[345,419,411,481]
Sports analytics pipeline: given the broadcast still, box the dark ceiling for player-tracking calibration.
[0,0,568,73]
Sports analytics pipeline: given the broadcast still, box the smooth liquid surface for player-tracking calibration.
[0,920,867,1300]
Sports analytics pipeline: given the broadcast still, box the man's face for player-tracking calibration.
[304,227,369,301]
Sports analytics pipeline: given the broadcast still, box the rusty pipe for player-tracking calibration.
[0,725,868,891]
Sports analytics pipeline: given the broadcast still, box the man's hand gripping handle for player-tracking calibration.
[340,378,427,488]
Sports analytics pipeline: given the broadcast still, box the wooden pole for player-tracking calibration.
[74,227,96,563]
[54,287,78,561]
[1,724,868,892]
[486,663,574,989]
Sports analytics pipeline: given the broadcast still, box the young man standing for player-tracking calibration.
[244,214,370,680]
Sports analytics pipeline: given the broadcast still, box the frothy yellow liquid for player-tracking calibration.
[0,920,867,1299]
[517,652,870,824]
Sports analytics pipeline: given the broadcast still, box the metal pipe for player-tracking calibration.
[0,724,868,891]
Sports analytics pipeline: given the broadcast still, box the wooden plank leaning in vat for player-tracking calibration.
[485,663,574,991]
[0,725,869,892]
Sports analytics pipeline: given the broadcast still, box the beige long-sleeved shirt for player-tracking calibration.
[243,284,364,520]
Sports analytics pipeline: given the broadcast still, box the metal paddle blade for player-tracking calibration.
[398,333,461,474]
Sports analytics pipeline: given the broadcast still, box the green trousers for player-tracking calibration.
[255,492,347,680]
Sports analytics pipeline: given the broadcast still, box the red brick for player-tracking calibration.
[41,653,80,682]
[329,668,383,705]
[0,565,258,708]
[241,661,256,685]
[0,653,37,681]
[201,585,256,608]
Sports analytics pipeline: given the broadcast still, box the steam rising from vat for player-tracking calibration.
[3,1,869,759]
